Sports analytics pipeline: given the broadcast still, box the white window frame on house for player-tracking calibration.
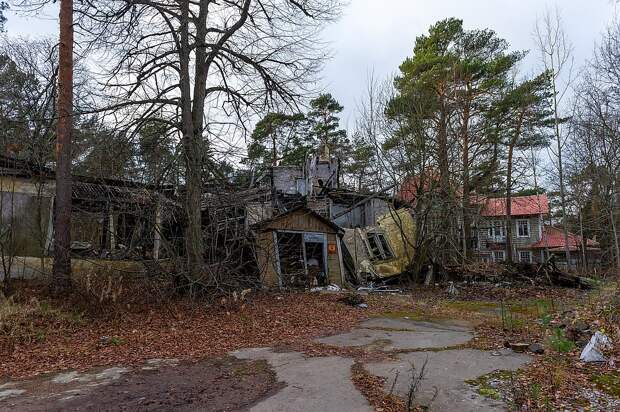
[488,221,506,241]
[516,219,530,238]
[493,250,505,262]
[519,250,532,263]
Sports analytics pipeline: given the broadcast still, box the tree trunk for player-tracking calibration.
[578,209,587,269]
[461,93,472,263]
[610,200,620,269]
[52,0,73,293]
[505,143,514,263]
[551,74,572,266]
[180,0,204,280]
[437,92,449,197]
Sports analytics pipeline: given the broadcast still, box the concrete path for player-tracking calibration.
[232,348,373,412]
[1,316,532,411]
[316,318,473,351]
[230,316,531,412]
[366,348,531,411]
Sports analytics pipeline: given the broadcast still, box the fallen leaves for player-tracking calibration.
[1,292,370,379]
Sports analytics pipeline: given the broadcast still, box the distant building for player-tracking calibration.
[474,194,599,267]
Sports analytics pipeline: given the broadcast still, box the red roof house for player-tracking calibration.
[480,194,549,217]
[530,225,599,252]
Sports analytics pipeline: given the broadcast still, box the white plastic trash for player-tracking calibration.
[580,331,613,362]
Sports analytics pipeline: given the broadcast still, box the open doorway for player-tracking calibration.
[275,231,328,288]
[304,236,327,287]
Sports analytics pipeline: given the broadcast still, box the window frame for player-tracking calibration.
[365,232,394,262]
[487,221,506,240]
[493,250,505,262]
[516,219,530,238]
[519,250,532,263]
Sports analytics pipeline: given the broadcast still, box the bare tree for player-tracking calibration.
[534,7,575,265]
[60,0,342,286]
[568,18,620,269]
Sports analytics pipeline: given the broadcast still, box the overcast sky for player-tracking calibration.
[5,0,617,129]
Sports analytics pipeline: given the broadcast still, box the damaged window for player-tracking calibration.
[366,232,394,261]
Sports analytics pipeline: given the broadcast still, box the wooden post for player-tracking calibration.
[108,206,116,250]
[153,201,162,260]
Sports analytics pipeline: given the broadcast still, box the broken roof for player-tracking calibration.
[252,206,344,234]
[0,155,178,209]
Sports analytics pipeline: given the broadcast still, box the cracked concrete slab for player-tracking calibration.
[51,367,130,384]
[360,317,473,332]
[315,318,473,351]
[365,348,531,411]
[0,389,25,401]
[232,347,373,412]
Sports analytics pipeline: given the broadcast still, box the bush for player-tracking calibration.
[548,328,575,353]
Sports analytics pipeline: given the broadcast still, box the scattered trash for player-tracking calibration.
[580,331,613,362]
[491,351,502,356]
[446,281,458,295]
[310,284,342,293]
[327,284,341,292]
[357,282,401,293]
[357,303,368,309]
[529,343,545,354]
[99,336,111,346]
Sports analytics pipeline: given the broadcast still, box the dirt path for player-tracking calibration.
[0,357,280,412]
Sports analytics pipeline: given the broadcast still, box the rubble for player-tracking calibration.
[443,261,596,290]
[357,283,402,294]
[528,343,545,354]
[310,284,342,293]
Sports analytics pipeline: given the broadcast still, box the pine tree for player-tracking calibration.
[307,93,349,160]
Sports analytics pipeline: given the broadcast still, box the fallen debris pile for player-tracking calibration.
[444,260,596,289]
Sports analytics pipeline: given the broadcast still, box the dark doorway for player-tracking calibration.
[276,232,305,287]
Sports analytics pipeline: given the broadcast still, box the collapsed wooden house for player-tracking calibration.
[253,207,345,288]
[0,155,177,280]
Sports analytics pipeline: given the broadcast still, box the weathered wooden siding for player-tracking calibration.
[255,209,343,288]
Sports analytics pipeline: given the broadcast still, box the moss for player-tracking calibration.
[478,387,501,400]
[466,370,515,401]
[592,373,620,397]
[372,310,429,321]
[445,301,499,312]
[466,370,515,386]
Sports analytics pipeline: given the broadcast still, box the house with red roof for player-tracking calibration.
[475,194,549,264]
[475,194,599,267]
[528,225,600,267]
